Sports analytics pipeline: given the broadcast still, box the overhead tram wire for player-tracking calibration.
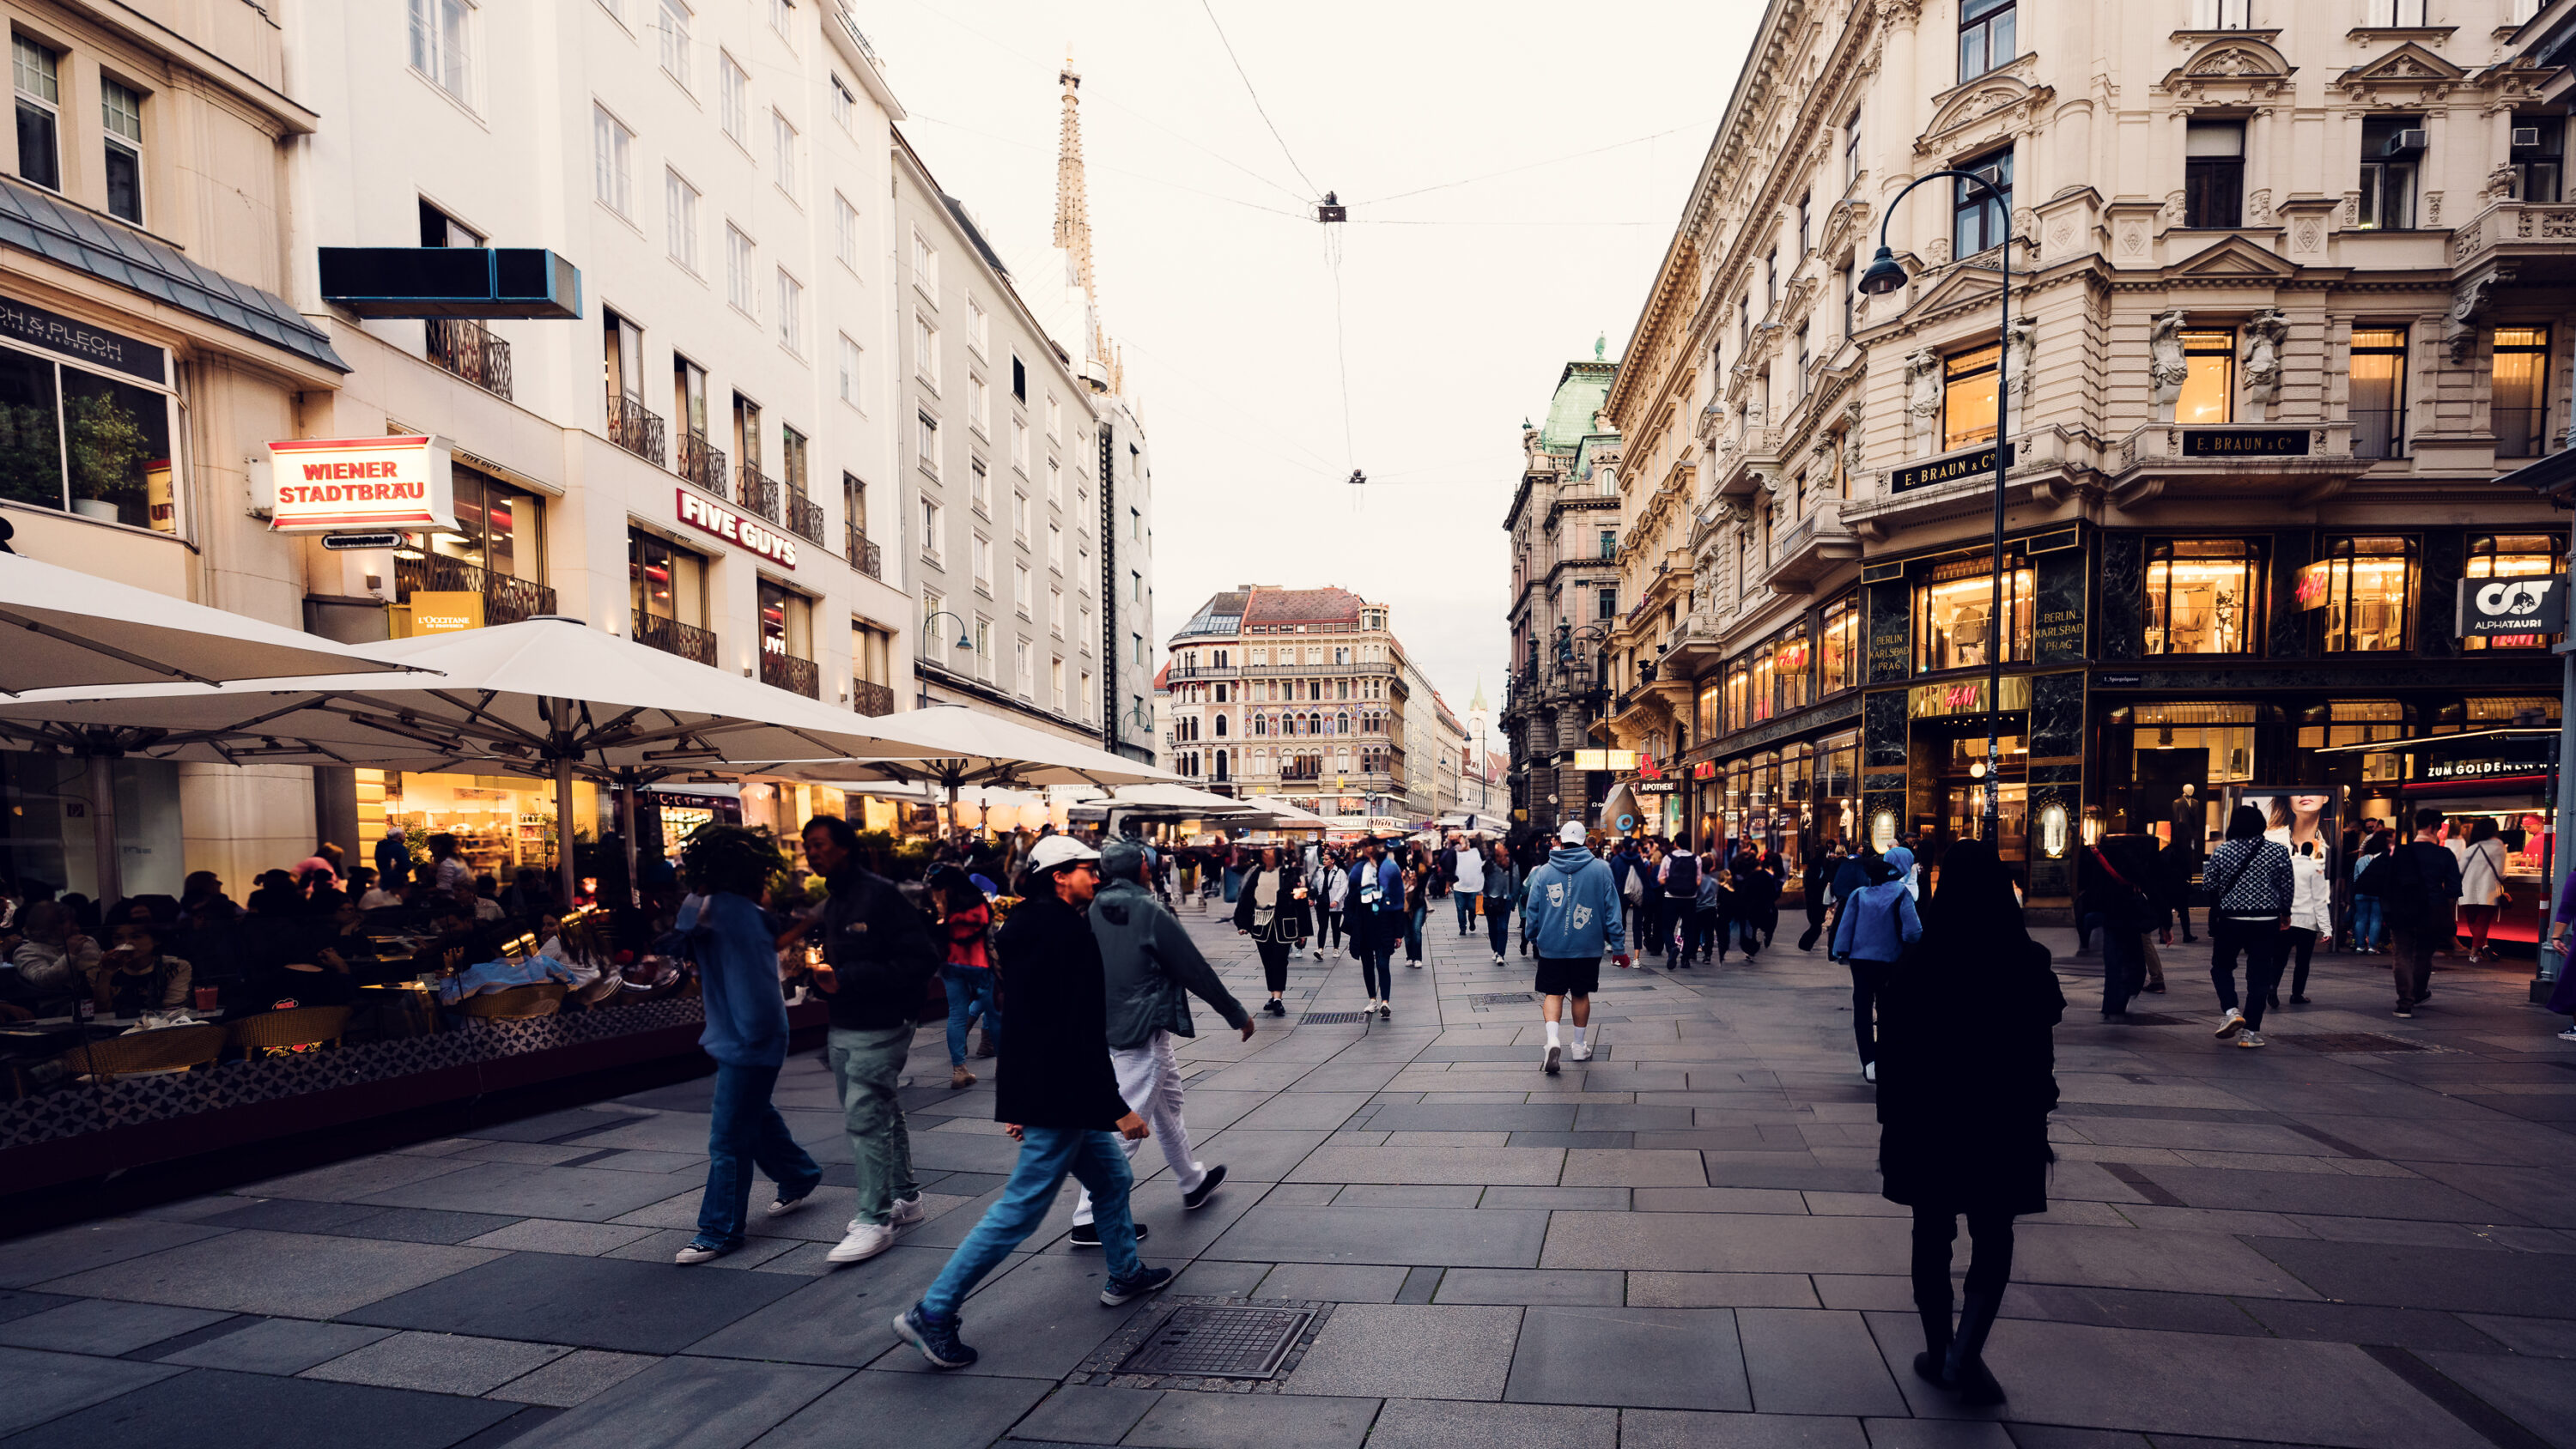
[1351,124,1699,208]
[1197,0,1323,201]
[902,111,1312,221]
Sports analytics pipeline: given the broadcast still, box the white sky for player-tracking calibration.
[855,1,1759,727]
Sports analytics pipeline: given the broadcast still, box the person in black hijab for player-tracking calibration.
[1874,838,2063,1408]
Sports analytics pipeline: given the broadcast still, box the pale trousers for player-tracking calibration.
[1071,1028,1203,1225]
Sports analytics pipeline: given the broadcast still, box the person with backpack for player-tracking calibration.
[2453,818,2509,964]
[1831,844,1922,1083]
[1689,852,1723,967]
[1657,843,1700,961]
[2357,808,2462,1019]
[1522,820,1622,1076]
[1479,840,1517,967]
[2204,804,2296,1047]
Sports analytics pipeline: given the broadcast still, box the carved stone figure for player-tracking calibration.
[2240,308,2289,421]
[2148,310,2190,421]
[1904,347,1943,454]
[2004,314,2038,433]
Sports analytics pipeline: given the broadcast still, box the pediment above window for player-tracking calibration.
[2334,41,2467,97]
[1916,76,2053,161]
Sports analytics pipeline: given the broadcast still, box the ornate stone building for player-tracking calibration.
[1163,585,1421,820]
[1502,356,1621,835]
[1595,0,2574,919]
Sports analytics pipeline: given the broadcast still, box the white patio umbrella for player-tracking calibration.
[752,706,1174,832]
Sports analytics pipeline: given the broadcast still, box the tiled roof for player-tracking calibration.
[0,175,344,373]
[1243,586,1364,627]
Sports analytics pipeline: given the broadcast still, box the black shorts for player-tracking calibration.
[1534,955,1599,998]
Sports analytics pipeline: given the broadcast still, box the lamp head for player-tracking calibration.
[1856,246,1909,296]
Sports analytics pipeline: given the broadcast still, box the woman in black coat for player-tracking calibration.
[1232,845,1310,1018]
[1874,838,2063,1408]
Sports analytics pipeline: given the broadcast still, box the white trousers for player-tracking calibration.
[1071,1028,1202,1224]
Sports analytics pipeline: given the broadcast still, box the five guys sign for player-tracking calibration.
[676,488,797,568]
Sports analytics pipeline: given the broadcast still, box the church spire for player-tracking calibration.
[1054,52,1095,307]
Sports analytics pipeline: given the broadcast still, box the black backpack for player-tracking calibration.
[1664,852,1698,897]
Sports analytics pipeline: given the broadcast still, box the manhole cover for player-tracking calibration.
[2279,1033,2430,1053]
[1469,992,1533,1006]
[1119,1305,1315,1379]
[1299,1010,1370,1024]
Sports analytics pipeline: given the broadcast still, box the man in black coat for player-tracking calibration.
[894,835,1173,1371]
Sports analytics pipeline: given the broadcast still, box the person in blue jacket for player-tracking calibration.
[673,825,821,1264]
[1522,821,1623,1076]
[1347,836,1406,1018]
[1831,843,1923,1085]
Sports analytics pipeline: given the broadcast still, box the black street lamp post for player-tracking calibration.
[1858,169,2014,845]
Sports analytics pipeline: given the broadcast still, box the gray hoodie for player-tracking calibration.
[1093,839,1250,1051]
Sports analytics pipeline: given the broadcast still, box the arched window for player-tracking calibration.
[1213,749,1230,780]
[1251,714,1267,737]
[1214,714,1229,737]
[1337,712,1352,735]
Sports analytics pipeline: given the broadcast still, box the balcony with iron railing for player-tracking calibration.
[677,433,728,496]
[394,554,556,625]
[785,488,826,544]
[761,648,820,699]
[607,391,665,467]
[846,524,883,579]
[852,678,896,717]
[427,318,511,400]
[632,609,718,666]
[738,465,783,523]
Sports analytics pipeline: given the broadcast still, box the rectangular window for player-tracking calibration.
[719,53,748,142]
[1766,247,1780,311]
[913,228,939,294]
[1953,148,2012,258]
[2369,0,2427,22]
[2494,327,2552,459]
[1048,523,1063,573]
[2316,536,2416,654]
[836,334,862,406]
[406,0,472,106]
[2358,115,2421,230]
[659,0,690,86]
[665,170,699,270]
[2350,327,2407,459]
[1959,0,2015,82]
[13,36,58,190]
[1012,491,1029,540]
[1051,586,1064,636]
[1844,109,1862,190]
[1772,626,1813,715]
[974,618,993,681]
[1597,586,1617,621]
[969,457,989,512]
[1797,194,1812,256]
[915,313,939,390]
[0,345,178,532]
[1011,352,1026,401]
[1795,324,1811,394]
[1046,394,1063,440]
[1942,344,2000,450]
[969,299,988,356]
[1052,656,1066,710]
[2183,120,2244,228]
[2464,534,2564,651]
[920,496,941,561]
[2192,0,2251,24]
[593,106,634,216]
[2176,330,2235,425]
[725,224,756,314]
[916,413,939,479]
[775,269,804,354]
[829,74,854,130]
[2146,539,2263,655]
[1820,593,1859,695]
[972,534,991,589]
[834,193,858,269]
[1598,528,1617,559]
[1913,554,2035,672]
[1011,418,1029,472]
[1048,457,1062,505]
[100,79,143,224]
[1840,266,1856,341]
[769,0,796,39]
[771,110,798,195]
[2512,115,2564,203]
[969,374,988,434]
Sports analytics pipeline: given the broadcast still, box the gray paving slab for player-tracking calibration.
[1502,1304,1747,1410]
[0,1344,183,1436]
[1229,1092,1376,1131]
[873,1252,1164,1379]
[34,1229,501,1319]
[3,1365,524,1447]
[1736,1308,1910,1416]
[748,1366,1051,1448]
[1628,1272,1822,1308]
[2459,1313,2576,1357]
[1010,1384,1163,1445]
[2129,1165,2537,1223]
[356,1160,708,1220]
[1125,1389,1380,1449]
[156,1317,398,1375]
[1256,1263,1411,1302]
[0,1290,76,1325]
[1285,1302,1522,1399]
[0,1218,227,1290]
[1210,1206,1551,1268]
[230,1155,477,1203]
[2244,1235,2576,1316]
[2233,1298,2509,1351]
[1289,1143,1564,1185]
[461,1218,661,1256]
[1618,1410,1869,1449]
[2417,1349,2576,1447]
[1363,1398,1616,1449]
[0,1297,231,1355]
[1435,1268,1625,1306]
[1539,1211,1908,1274]
[507,1355,848,1449]
[301,1329,572,1394]
[337,1252,807,1354]
[1858,1420,2016,1449]
[685,1244,961,1366]
[488,1348,660,1407]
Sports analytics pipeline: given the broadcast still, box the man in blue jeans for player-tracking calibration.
[1347,836,1406,1018]
[895,834,1172,1370]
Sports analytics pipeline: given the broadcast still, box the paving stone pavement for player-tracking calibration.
[3,900,2573,1448]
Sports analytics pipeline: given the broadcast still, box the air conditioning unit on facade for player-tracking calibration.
[2383,129,2428,156]
[2511,126,2543,149]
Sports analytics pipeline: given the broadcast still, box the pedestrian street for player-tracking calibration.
[1,907,2570,1449]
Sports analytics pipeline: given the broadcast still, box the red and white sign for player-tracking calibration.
[676,488,797,568]
[267,434,457,533]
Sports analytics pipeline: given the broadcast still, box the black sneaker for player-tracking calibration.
[1068,1222,1151,1248]
[1100,1265,1176,1307]
[893,1303,977,1369]
[1182,1164,1229,1210]
[1264,999,1287,1016]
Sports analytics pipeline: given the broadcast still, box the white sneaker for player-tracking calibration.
[2237,1029,2266,1049]
[1567,1041,1593,1063]
[828,1221,898,1264]
[1493,953,1505,967]
[889,1194,925,1228]
[2215,1008,2246,1039]
[2560,1026,2576,1042]
[1862,1062,1877,1084]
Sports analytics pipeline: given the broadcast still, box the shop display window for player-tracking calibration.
[1696,679,1722,740]
[1914,553,2033,672]
[1820,593,1860,696]
[1942,343,2000,451]
[629,530,709,627]
[2312,536,2415,653]
[2144,538,2262,655]
[2464,535,2561,651]
[0,343,178,532]
[2127,701,2257,847]
[1750,646,1776,726]
[2467,695,2561,725]
[2176,330,2235,425]
[1723,657,1751,736]
[2294,700,2404,784]
[1771,626,1813,714]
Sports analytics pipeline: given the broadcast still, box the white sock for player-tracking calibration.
[1545,1021,1561,1046]
[1571,1027,1586,1048]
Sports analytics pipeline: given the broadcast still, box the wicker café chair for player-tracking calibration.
[228,1005,351,1054]
[459,982,568,1020]
[52,1023,226,1081]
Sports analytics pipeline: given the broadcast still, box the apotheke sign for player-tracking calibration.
[676,488,797,568]
[267,435,458,532]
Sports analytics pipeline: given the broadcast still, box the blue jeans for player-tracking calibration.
[1404,903,1425,961]
[920,1126,1141,1319]
[1454,890,1477,933]
[695,1061,821,1249]
[944,965,1000,1066]
[2353,894,2384,951]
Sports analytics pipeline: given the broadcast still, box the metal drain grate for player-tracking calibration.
[2279,1032,2431,1053]
[1119,1305,1315,1379]
[1299,1010,1371,1025]
[1468,991,1534,1006]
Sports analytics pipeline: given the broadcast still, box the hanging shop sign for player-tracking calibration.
[676,487,798,568]
[1905,674,2032,719]
[1571,749,1639,771]
[1888,443,2013,494]
[267,435,458,533]
[2455,575,2566,638]
[2182,427,2310,458]
[2421,756,2545,782]
[1691,761,1716,779]
[1635,780,1679,796]
[2294,561,2331,610]
[0,294,167,384]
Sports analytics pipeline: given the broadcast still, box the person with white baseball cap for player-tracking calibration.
[1520,820,1621,1075]
[895,832,1172,1371]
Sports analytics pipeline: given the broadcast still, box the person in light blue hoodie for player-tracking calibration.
[1831,844,1923,1084]
[1522,821,1624,1076]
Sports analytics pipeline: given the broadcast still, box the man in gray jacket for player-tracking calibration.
[1067,837,1255,1245]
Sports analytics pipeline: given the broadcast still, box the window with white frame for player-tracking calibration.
[2367,0,2426,23]
[1012,492,1029,541]
[1046,393,1062,440]
[769,0,795,39]
[12,38,58,191]
[1051,586,1064,636]
[407,0,473,106]
[658,0,690,85]
[665,170,698,270]
[917,414,939,479]
[775,269,804,354]
[1011,418,1029,472]
[1015,563,1031,616]
[719,53,748,142]
[969,299,988,356]
[100,79,143,224]
[726,224,756,314]
[1052,657,1066,711]
[833,193,858,270]
[972,533,991,590]
[969,458,989,512]
[920,494,942,561]
[836,334,862,407]
[829,74,854,130]
[770,111,798,196]
[915,313,939,390]
[975,617,993,680]
[2190,0,2251,25]
[593,106,633,216]
[1047,457,1062,505]
[969,375,988,434]
[912,228,939,295]
[1082,606,1095,652]
[1014,639,1031,695]
[1048,524,1063,573]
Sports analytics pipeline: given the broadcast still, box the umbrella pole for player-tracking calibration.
[620,777,641,908]
[87,754,120,907]
[555,754,580,912]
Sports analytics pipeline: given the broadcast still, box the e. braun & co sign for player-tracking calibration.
[1889,443,2014,495]
[267,434,459,533]
[676,488,797,568]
